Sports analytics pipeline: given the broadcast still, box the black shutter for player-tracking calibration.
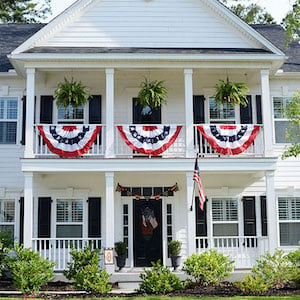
[19,197,24,244]
[243,196,256,236]
[38,197,51,238]
[21,96,26,145]
[240,95,253,124]
[88,197,101,237]
[89,95,101,124]
[132,98,161,124]
[193,95,205,124]
[261,196,268,236]
[195,197,207,236]
[40,96,53,124]
[256,95,262,124]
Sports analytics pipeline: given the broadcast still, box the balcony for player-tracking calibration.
[32,124,264,158]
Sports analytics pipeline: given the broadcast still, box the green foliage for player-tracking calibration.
[234,274,271,294]
[139,261,183,294]
[54,77,90,110]
[137,78,168,109]
[0,0,51,23]
[168,240,182,256]
[214,77,249,107]
[115,241,127,256]
[182,250,234,286]
[0,230,14,277]
[283,1,300,42]
[7,244,54,295]
[287,248,300,286]
[252,249,296,289]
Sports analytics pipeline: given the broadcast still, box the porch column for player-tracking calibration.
[105,172,115,271]
[184,69,194,158]
[105,68,115,158]
[266,171,278,253]
[23,172,33,248]
[186,171,196,255]
[260,70,273,157]
[24,68,35,158]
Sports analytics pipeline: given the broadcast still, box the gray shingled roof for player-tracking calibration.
[0,23,299,73]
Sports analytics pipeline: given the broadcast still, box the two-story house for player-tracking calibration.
[0,0,299,273]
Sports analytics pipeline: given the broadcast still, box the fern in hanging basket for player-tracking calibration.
[137,78,168,109]
[215,77,249,107]
[54,77,90,109]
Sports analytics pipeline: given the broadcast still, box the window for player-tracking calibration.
[212,198,238,236]
[209,98,235,124]
[0,199,15,235]
[273,97,300,144]
[57,104,84,124]
[278,197,300,246]
[0,97,18,144]
[56,199,83,238]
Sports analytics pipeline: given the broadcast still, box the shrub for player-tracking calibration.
[7,244,54,295]
[287,248,300,286]
[139,260,183,294]
[168,240,182,256]
[182,250,234,286]
[65,246,112,294]
[234,274,271,294]
[115,241,127,256]
[0,230,14,277]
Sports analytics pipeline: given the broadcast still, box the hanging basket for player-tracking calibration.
[214,77,249,107]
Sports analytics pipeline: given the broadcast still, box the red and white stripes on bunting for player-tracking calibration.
[117,125,182,156]
[38,125,101,157]
[197,125,260,155]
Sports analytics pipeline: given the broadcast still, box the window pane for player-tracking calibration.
[213,224,238,236]
[56,225,82,238]
[57,105,84,120]
[212,198,238,221]
[0,200,15,223]
[0,122,17,144]
[0,98,18,120]
[56,199,83,222]
[275,121,300,143]
[278,197,300,220]
[0,225,14,237]
[209,98,235,120]
[273,97,290,119]
[279,223,300,246]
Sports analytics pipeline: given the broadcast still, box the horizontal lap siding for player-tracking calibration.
[42,0,256,48]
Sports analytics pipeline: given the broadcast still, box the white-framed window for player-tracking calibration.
[0,199,15,236]
[273,97,300,144]
[56,199,83,238]
[57,104,84,124]
[209,97,235,124]
[0,97,18,144]
[212,198,238,236]
[278,197,300,246]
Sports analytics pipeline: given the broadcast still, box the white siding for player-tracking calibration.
[41,0,259,49]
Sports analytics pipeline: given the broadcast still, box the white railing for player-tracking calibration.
[33,124,105,157]
[114,124,186,158]
[194,125,264,157]
[32,238,103,271]
[195,236,269,269]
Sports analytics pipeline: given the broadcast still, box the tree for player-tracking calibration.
[0,0,51,23]
[282,0,300,42]
[221,0,275,24]
[282,91,300,159]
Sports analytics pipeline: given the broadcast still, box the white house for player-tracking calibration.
[0,0,299,273]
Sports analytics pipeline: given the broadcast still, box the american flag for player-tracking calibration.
[193,158,206,211]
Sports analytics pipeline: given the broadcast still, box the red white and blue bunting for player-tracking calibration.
[117,125,182,156]
[38,125,101,157]
[197,125,260,155]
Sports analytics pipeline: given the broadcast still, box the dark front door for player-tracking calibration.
[133,199,162,267]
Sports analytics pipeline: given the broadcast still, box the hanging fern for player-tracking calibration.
[54,77,89,110]
[137,78,168,109]
[215,77,249,107]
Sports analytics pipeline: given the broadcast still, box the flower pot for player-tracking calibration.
[170,255,181,271]
[115,254,126,271]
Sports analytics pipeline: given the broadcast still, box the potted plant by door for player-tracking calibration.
[214,77,249,107]
[168,240,182,271]
[54,77,90,109]
[115,241,127,271]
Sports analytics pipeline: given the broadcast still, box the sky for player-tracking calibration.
[46,0,297,23]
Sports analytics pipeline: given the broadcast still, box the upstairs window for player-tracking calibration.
[57,105,84,124]
[209,98,235,124]
[0,97,18,144]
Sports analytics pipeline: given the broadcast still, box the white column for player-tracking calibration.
[184,69,194,158]
[105,69,115,158]
[186,172,196,255]
[24,68,35,158]
[266,171,278,253]
[260,70,273,157]
[23,172,33,248]
[255,196,262,237]
[105,172,115,271]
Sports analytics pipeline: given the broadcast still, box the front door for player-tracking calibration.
[133,199,162,267]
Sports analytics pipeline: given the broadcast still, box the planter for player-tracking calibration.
[170,255,181,271]
[115,254,126,270]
